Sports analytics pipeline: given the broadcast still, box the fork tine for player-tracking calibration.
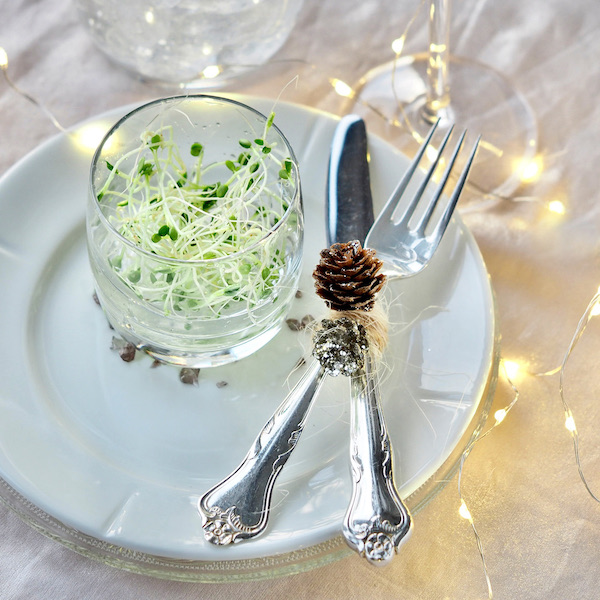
[400,124,455,225]
[371,118,441,227]
[414,129,466,235]
[429,134,481,245]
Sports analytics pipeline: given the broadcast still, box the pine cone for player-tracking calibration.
[313,240,385,311]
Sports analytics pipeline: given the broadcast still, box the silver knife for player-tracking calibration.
[328,117,413,564]
[327,114,375,246]
[343,353,412,565]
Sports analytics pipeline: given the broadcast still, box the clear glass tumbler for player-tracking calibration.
[75,0,305,88]
[87,95,303,367]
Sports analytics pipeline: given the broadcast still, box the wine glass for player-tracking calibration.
[343,0,537,198]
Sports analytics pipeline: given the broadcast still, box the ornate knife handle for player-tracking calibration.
[198,360,326,545]
[343,353,412,565]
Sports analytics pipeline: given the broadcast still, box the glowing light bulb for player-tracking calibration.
[565,413,577,433]
[459,500,472,521]
[144,10,155,24]
[429,42,447,53]
[73,123,113,152]
[517,155,543,183]
[548,200,565,215]
[391,36,405,55]
[0,47,8,70]
[494,409,507,424]
[330,78,354,99]
[503,360,520,380]
[202,65,221,79]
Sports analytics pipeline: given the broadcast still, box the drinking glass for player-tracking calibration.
[75,0,305,88]
[346,0,537,197]
[87,95,303,368]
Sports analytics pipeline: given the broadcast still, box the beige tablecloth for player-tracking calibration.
[2,0,600,598]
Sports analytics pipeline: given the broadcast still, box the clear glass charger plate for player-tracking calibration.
[0,96,499,582]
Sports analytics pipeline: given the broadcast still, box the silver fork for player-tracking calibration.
[366,120,480,278]
[198,121,480,556]
[342,122,480,564]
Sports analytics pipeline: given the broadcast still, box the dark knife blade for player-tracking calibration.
[326,115,375,246]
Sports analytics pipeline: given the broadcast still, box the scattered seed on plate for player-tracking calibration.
[286,318,302,331]
[216,381,228,389]
[295,289,303,299]
[180,367,200,385]
[301,314,315,328]
[110,336,136,362]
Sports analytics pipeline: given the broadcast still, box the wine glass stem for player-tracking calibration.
[422,0,451,123]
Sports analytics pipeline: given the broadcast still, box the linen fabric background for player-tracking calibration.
[2,0,600,598]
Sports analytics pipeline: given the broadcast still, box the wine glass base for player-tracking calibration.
[344,53,538,198]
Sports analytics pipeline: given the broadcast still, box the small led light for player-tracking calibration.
[73,123,113,152]
[503,360,520,380]
[494,409,507,424]
[202,65,221,79]
[548,200,565,215]
[391,36,405,55]
[144,10,155,24]
[0,47,8,70]
[517,155,543,183]
[330,78,354,99]
[459,500,472,521]
[565,414,577,433]
[429,42,447,53]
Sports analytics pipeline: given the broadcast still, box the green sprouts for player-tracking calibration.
[95,112,299,318]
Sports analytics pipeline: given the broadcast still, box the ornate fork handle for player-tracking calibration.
[343,352,412,565]
[198,360,326,545]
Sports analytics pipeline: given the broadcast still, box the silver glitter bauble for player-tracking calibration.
[312,317,369,376]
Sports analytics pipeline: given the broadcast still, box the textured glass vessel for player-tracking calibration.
[76,0,305,88]
[87,95,303,367]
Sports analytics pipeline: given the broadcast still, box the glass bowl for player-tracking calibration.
[75,0,306,88]
[87,95,303,367]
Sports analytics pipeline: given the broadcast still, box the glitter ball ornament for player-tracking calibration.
[313,240,385,312]
[312,317,368,376]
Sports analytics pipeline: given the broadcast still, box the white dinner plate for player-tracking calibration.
[0,96,498,581]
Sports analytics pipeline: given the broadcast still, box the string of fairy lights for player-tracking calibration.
[0,14,596,596]
[452,362,521,599]
[0,46,65,132]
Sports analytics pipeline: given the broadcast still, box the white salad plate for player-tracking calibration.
[0,97,498,581]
